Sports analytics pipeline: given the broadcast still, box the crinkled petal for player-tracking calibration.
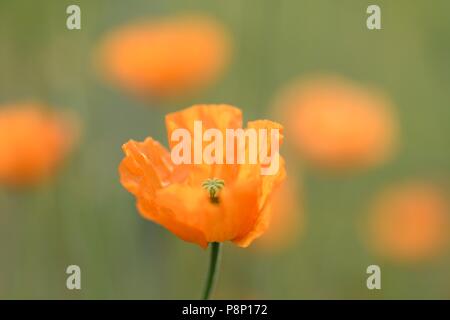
[232,120,287,246]
[119,138,174,196]
[165,104,243,183]
[165,104,242,149]
[137,194,208,248]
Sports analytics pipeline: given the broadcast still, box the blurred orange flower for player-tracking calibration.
[277,75,397,170]
[119,104,286,248]
[366,182,449,263]
[0,103,76,186]
[96,15,231,99]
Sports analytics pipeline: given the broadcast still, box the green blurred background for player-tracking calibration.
[0,0,449,299]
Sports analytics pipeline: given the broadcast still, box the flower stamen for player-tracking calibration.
[202,178,225,204]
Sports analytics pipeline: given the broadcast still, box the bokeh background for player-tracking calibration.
[0,0,449,299]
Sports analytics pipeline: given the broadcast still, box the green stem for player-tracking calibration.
[202,242,222,300]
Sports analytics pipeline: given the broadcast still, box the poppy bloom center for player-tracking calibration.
[202,178,225,204]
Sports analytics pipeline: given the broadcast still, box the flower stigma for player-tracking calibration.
[202,178,225,204]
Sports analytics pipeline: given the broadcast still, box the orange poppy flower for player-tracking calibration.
[0,103,76,186]
[119,104,286,248]
[96,15,231,99]
[366,182,449,263]
[277,75,397,170]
